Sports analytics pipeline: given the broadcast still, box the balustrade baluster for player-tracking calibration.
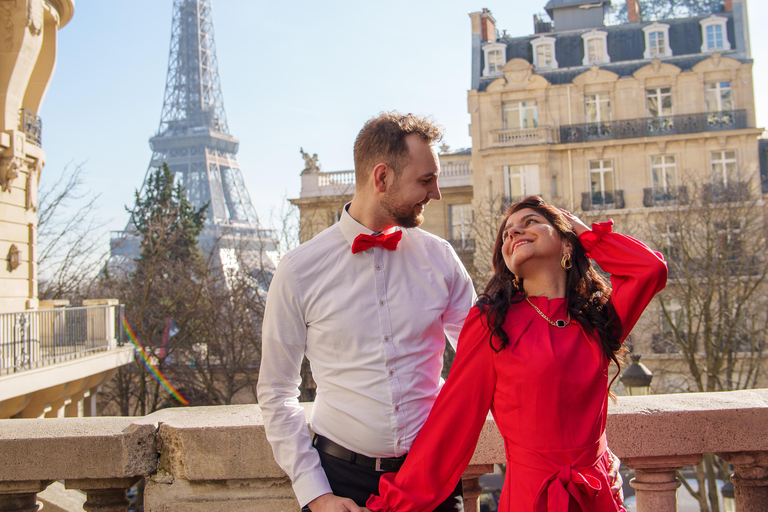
[718,452,768,512]
[623,455,702,512]
[66,478,139,512]
[0,481,51,512]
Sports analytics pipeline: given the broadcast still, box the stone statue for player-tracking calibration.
[300,147,321,174]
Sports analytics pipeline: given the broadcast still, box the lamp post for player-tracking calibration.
[619,354,653,396]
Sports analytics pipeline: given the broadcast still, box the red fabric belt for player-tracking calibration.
[503,433,607,512]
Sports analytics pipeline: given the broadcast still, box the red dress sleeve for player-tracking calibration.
[366,306,496,512]
[579,220,668,339]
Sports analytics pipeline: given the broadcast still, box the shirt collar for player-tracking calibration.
[339,202,402,250]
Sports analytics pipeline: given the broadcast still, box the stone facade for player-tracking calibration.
[0,0,75,313]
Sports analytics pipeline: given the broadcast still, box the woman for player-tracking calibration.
[365,196,667,512]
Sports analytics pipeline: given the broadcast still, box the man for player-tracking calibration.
[257,112,476,512]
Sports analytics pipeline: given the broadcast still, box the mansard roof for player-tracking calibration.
[478,11,743,92]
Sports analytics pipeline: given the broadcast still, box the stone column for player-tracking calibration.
[718,451,768,512]
[461,464,494,512]
[0,481,51,512]
[66,478,139,512]
[622,455,702,512]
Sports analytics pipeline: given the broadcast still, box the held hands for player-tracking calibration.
[559,209,591,237]
[308,493,365,512]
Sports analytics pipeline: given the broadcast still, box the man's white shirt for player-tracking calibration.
[257,207,476,507]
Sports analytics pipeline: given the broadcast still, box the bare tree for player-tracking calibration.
[37,162,110,300]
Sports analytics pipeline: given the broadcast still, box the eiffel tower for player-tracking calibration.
[110,0,276,279]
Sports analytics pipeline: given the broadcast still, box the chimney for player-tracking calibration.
[724,0,733,12]
[627,0,641,23]
[480,8,497,42]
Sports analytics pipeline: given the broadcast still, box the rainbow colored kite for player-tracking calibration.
[122,316,190,406]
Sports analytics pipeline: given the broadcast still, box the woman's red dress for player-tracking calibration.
[366,221,668,512]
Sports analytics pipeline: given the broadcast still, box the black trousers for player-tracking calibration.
[302,449,464,511]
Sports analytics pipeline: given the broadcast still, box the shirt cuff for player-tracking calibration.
[292,468,333,509]
[578,220,614,254]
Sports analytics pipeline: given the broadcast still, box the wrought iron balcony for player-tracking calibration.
[643,186,689,207]
[560,110,748,144]
[18,108,42,146]
[702,181,749,202]
[0,305,124,376]
[581,190,625,211]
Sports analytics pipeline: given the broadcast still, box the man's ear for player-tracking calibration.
[372,163,390,194]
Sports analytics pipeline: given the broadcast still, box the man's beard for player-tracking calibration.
[381,186,425,229]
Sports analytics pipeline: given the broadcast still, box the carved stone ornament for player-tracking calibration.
[1,156,22,192]
[26,159,41,211]
[652,59,661,73]
[0,3,14,52]
[27,0,43,36]
[299,147,320,174]
[712,52,721,68]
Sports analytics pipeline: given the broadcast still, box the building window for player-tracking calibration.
[483,42,507,76]
[503,164,540,202]
[705,82,733,112]
[661,299,685,333]
[449,203,473,248]
[651,155,678,193]
[646,87,673,133]
[715,220,742,262]
[503,101,538,130]
[660,223,681,262]
[581,30,609,66]
[531,36,557,69]
[585,92,611,137]
[700,15,731,53]
[643,22,672,59]
[710,150,738,186]
[589,159,615,205]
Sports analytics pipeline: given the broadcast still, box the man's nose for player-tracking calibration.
[429,180,441,201]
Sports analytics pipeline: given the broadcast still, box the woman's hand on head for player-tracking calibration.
[560,209,591,236]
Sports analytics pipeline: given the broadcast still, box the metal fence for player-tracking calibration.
[0,305,124,376]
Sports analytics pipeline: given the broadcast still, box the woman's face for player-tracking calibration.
[501,208,567,276]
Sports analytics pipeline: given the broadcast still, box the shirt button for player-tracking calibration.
[379,300,385,306]
[395,405,400,412]
[384,336,390,342]
[376,265,381,270]
[389,370,394,376]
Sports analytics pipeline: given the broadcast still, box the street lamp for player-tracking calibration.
[620,354,653,395]
[721,479,735,512]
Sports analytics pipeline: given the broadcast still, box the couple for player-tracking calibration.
[257,112,667,512]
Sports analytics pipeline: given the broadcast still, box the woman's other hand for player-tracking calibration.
[560,209,591,236]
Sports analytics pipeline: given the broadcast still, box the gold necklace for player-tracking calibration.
[525,298,570,328]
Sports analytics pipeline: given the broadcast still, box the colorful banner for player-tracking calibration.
[122,316,190,406]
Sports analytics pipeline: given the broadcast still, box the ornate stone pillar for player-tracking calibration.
[718,451,768,512]
[65,478,139,512]
[622,455,702,512]
[0,481,51,512]
[461,464,494,512]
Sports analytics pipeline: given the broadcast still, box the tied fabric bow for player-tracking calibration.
[351,231,403,254]
[533,465,602,512]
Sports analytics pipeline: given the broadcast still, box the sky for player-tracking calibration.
[40,1,768,241]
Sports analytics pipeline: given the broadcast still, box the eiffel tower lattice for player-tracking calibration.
[110,0,276,278]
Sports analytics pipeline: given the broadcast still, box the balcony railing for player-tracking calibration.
[439,160,472,188]
[0,305,124,376]
[18,108,42,146]
[581,190,625,211]
[489,126,557,147]
[560,110,748,144]
[300,170,356,198]
[703,181,750,202]
[0,390,766,512]
[642,186,689,207]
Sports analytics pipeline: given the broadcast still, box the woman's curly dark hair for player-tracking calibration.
[476,196,624,390]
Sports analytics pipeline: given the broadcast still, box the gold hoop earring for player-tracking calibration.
[561,253,572,271]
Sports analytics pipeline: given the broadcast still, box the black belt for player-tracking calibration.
[312,434,407,472]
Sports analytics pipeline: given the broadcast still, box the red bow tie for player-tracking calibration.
[351,231,403,254]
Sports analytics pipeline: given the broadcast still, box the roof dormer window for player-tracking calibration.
[531,36,558,70]
[700,15,731,53]
[483,42,507,77]
[643,22,672,59]
[582,30,609,66]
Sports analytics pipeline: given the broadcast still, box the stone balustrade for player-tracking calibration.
[1,389,767,512]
